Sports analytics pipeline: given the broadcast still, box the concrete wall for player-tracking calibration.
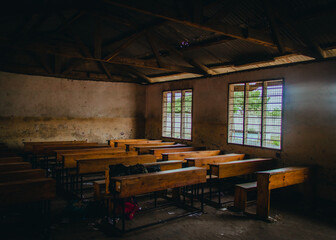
[145,59,336,200]
[0,71,146,148]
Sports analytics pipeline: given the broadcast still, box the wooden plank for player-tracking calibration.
[32,142,100,155]
[126,142,175,151]
[63,150,134,169]
[259,167,310,190]
[143,160,183,171]
[209,158,274,178]
[0,157,24,163]
[162,150,221,162]
[0,162,32,173]
[135,144,188,154]
[256,167,310,219]
[150,147,202,160]
[186,153,245,169]
[0,169,45,182]
[117,140,162,149]
[0,178,56,206]
[23,140,87,152]
[39,143,108,156]
[94,160,183,199]
[111,167,207,198]
[77,154,156,174]
[0,152,18,157]
[107,139,147,147]
[54,147,118,162]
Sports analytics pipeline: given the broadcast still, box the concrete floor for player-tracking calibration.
[2,191,336,240]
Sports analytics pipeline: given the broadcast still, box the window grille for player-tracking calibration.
[162,89,192,140]
[228,79,283,149]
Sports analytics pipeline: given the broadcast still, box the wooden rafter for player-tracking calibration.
[104,31,143,62]
[145,31,164,68]
[261,0,285,54]
[0,38,205,75]
[32,53,52,74]
[153,31,216,75]
[271,4,326,59]
[101,0,292,52]
[204,0,238,25]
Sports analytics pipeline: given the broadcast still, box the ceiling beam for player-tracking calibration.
[204,0,238,26]
[271,4,326,59]
[0,38,202,75]
[32,53,52,74]
[103,20,164,56]
[153,31,216,75]
[104,31,143,62]
[145,31,165,67]
[102,0,292,51]
[0,63,141,83]
[261,0,285,54]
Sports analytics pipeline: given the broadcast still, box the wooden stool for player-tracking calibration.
[234,181,257,211]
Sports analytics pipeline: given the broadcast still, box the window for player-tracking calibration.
[162,89,192,140]
[228,79,283,149]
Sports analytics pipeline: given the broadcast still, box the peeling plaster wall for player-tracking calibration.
[145,60,336,200]
[0,72,146,148]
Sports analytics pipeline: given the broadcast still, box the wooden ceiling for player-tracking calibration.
[0,0,335,84]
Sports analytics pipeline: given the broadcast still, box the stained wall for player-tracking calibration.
[0,71,146,148]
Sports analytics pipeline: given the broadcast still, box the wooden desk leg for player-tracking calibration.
[209,166,212,199]
[257,175,271,219]
[172,187,181,201]
[234,186,247,211]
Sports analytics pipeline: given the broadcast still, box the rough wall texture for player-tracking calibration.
[145,60,336,200]
[0,72,146,148]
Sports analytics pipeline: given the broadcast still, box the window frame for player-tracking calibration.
[227,78,284,150]
[161,88,193,141]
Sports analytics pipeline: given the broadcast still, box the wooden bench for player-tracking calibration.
[208,158,275,206]
[40,143,108,157]
[107,139,148,147]
[0,156,24,163]
[0,151,18,157]
[116,140,162,149]
[0,162,32,173]
[108,167,207,232]
[233,181,257,211]
[162,150,221,162]
[256,167,311,219]
[134,144,187,154]
[77,154,156,175]
[75,155,157,197]
[23,140,87,153]
[149,147,202,160]
[0,169,45,182]
[0,178,56,206]
[94,160,183,200]
[125,142,175,151]
[209,158,275,178]
[186,154,245,169]
[62,150,133,169]
[54,147,113,162]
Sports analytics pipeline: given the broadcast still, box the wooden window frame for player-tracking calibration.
[227,79,284,150]
[162,89,193,140]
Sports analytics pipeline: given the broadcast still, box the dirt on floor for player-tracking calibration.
[1,190,336,240]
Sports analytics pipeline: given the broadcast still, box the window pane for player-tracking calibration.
[228,84,244,144]
[262,80,283,149]
[228,80,283,149]
[182,90,192,140]
[162,91,172,137]
[244,82,263,147]
[162,89,192,140]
